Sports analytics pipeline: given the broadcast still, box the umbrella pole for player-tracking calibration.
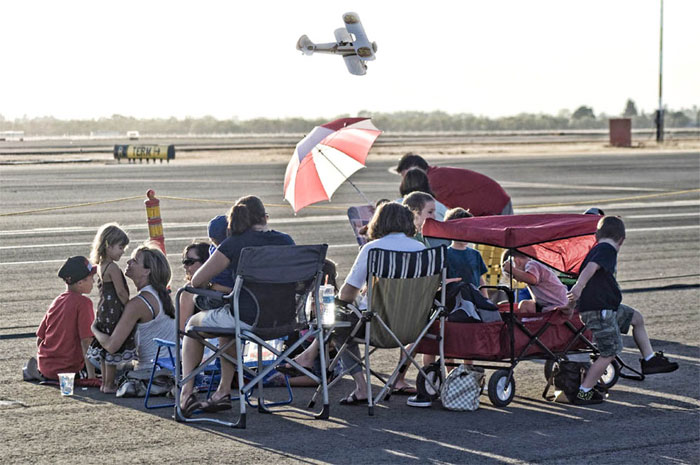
[317,148,372,206]
[347,178,371,206]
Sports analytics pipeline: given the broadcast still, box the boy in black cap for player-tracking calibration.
[24,256,97,381]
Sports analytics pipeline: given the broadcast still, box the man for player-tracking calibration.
[396,153,512,216]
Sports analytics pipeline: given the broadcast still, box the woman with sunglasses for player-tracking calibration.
[177,242,210,332]
[178,195,294,417]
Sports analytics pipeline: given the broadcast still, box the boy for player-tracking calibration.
[502,250,568,313]
[443,207,488,297]
[24,256,96,381]
[567,216,678,405]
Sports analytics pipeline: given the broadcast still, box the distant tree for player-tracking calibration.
[623,99,638,117]
[572,106,595,120]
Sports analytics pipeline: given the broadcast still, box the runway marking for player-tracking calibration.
[500,181,666,192]
[383,429,528,464]
[0,224,694,265]
[0,215,349,237]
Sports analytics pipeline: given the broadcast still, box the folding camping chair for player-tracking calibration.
[174,244,330,428]
[324,246,447,415]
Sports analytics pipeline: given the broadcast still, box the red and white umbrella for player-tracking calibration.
[283,117,381,212]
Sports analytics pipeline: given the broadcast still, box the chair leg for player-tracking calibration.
[365,324,374,416]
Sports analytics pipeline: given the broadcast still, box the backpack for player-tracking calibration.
[445,282,501,323]
[543,360,590,402]
[440,365,485,411]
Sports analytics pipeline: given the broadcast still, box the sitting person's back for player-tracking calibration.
[443,208,488,296]
[33,256,97,380]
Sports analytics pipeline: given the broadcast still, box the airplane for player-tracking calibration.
[296,12,377,76]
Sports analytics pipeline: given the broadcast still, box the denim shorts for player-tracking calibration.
[581,309,622,357]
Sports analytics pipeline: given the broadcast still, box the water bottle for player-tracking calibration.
[320,284,335,326]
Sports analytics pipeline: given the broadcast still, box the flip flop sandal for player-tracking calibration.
[276,364,312,378]
[339,393,367,406]
[200,394,232,413]
[180,393,201,418]
[391,386,418,396]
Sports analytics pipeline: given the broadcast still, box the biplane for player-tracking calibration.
[296,12,377,75]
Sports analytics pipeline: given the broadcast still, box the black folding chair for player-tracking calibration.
[174,244,329,428]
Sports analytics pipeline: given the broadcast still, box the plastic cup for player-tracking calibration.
[58,373,75,396]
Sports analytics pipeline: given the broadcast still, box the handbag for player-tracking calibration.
[440,365,484,411]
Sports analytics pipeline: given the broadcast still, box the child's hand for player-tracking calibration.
[567,284,582,304]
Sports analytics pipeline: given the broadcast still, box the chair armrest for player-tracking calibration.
[181,286,230,300]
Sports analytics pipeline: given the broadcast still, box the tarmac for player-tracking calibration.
[0,139,698,464]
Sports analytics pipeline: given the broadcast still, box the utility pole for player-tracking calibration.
[656,0,664,142]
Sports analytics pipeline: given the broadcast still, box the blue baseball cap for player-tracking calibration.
[207,215,228,244]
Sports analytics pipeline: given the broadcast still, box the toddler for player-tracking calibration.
[86,223,133,393]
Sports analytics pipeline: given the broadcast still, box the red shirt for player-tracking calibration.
[36,290,94,379]
[427,166,511,216]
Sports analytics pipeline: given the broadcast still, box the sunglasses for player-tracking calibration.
[182,258,201,266]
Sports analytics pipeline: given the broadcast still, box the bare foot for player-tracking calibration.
[102,384,118,394]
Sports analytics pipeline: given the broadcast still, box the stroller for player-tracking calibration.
[417,213,644,407]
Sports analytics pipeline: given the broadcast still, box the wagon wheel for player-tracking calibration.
[488,369,515,407]
[597,359,620,390]
[416,364,442,401]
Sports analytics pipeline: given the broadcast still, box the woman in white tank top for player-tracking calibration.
[92,244,175,378]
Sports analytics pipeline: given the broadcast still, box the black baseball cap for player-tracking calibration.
[58,256,96,284]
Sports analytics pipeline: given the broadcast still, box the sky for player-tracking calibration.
[2,0,698,121]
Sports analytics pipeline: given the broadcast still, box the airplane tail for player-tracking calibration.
[296,35,315,55]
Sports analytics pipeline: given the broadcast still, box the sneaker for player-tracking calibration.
[572,388,605,405]
[406,394,432,408]
[22,357,43,381]
[641,351,679,375]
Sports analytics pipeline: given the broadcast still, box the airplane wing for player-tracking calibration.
[334,28,352,44]
[343,55,367,75]
[343,12,376,61]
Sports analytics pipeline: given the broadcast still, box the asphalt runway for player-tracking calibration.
[1,144,699,463]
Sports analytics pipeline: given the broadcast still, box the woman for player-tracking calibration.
[282,203,424,405]
[179,195,294,417]
[398,168,448,220]
[91,243,175,379]
[177,242,210,332]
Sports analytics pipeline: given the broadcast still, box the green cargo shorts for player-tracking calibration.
[616,303,636,334]
[581,309,622,357]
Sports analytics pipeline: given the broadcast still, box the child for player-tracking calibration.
[444,207,488,298]
[402,191,436,246]
[567,216,678,405]
[206,214,234,292]
[25,256,97,381]
[501,250,568,313]
[86,223,133,393]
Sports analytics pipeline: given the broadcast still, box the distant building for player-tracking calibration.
[127,130,140,140]
[0,130,24,141]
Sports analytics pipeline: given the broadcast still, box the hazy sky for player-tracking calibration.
[2,0,698,121]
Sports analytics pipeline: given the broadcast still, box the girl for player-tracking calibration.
[402,191,436,246]
[86,223,135,393]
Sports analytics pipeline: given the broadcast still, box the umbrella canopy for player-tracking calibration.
[284,117,381,212]
[423,214,601,275]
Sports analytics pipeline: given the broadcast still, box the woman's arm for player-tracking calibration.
[338,283,361,304]
[191,250,231,288]
[106,263,130,305]
[91,298,146,354]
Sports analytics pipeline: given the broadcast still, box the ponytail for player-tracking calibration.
[228,204,252,234]
[227,195,266,235]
